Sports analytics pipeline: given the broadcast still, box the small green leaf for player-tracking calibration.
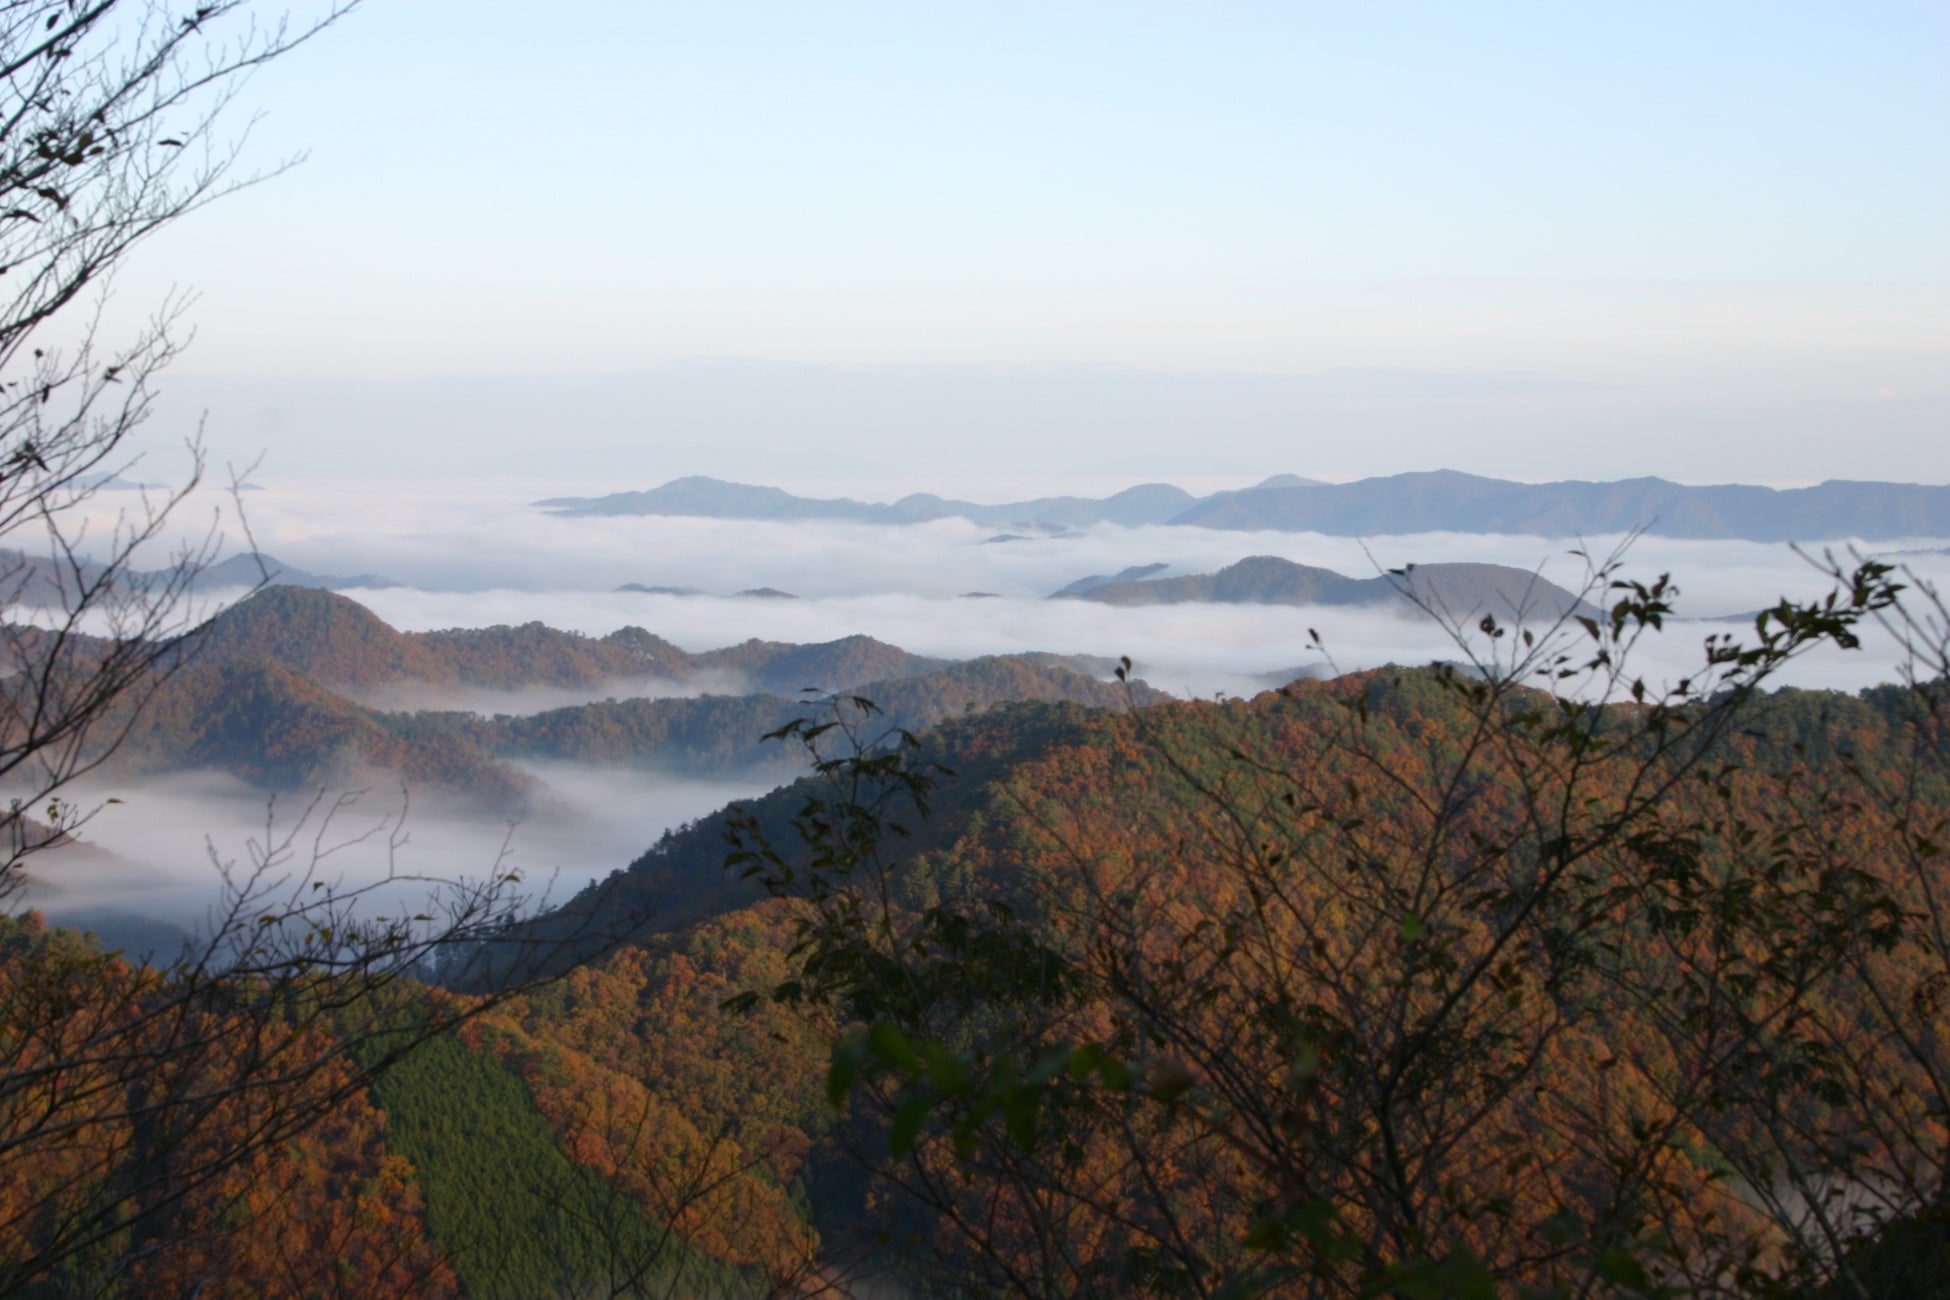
[888,1093,932,1156]
[826,1041,863,1109]
[1002,1086,1042,1148]
[867,1022,920,1073]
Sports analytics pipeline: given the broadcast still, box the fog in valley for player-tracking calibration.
[28,474,1949,935]
[183,476,1950,695]
[14,765,779,953]
[341,669,759,717]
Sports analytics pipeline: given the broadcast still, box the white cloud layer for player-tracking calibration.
[44,475,1949,701]
[19,766,778,941]
[22,476,1948,936]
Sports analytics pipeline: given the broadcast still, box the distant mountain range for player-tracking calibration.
[1054,556,1599,623]
[539,471,1950,541]
[538,477,1232,531]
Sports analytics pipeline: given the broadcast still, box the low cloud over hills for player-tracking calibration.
[103,587,1168,810]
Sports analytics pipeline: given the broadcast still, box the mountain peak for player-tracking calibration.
[198,586,449,688]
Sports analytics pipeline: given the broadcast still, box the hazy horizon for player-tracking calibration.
[73,1,1944,488]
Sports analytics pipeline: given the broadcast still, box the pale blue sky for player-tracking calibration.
[106,1,1948,482]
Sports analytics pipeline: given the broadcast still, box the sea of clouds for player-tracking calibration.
[180,474,1950,696]
[20,765,778,950]
[29,473,1948,937]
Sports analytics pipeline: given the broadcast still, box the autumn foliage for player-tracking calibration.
[6,559,1947,1299]
[722,559,1950,1296]
[0,912,454,1297]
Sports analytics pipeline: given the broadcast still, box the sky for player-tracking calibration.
[91,0,1946,487]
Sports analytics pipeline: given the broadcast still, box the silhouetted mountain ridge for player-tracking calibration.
[1063,556,1600,623]
[539,470,1950,541]
[1172,470,1950,540]
[197,587,1117,703]
[538,475,1212,531]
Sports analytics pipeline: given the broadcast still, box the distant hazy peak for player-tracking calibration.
[538,470,1950,542]
[1050,562,1171,598]
[539,477,1204,531]
[1169,472,1950,541]
[1062,554,1598,624]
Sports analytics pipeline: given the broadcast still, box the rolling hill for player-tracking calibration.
[193,587,951,696]
[472,661,1950,1292]
[1059,554,1598,623]
[100,587,1165,807]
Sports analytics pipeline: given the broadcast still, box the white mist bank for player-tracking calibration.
[17,476,1949,941]
[15,766,780,941]
[341,670,757,718]
[39,465,1950,700]
[57,474,1950,610]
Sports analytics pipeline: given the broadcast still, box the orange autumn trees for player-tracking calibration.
[0,783,559,1297]
[112,1055,455,1300]
[0,909,459,1298]
[462,903,831,1285]
[0,2,484,1284]
[730,555,1950,1297]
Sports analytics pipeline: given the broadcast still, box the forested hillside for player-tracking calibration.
[432,646,1950,1296]
[190,586,688,690]
[12,614,1950,1296]
[86,586,1165,809]
[191,586,958,697]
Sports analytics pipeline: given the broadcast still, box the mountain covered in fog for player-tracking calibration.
[539,470,1950,541]
[108,587,1165,810]
[1057,556,1600,623]
[0,547,395,607]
